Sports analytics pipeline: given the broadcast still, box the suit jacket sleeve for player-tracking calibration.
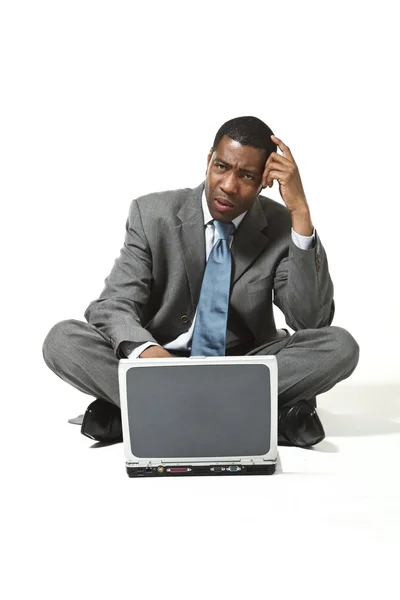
[273,228,335,330]
[84,198,158,357]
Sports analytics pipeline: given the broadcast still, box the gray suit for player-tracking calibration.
[42,181,359,407]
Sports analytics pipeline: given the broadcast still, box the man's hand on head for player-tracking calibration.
[139,346,173,359]
[262,135,310,215]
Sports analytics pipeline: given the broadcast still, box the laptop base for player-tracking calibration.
[127,463,276,477]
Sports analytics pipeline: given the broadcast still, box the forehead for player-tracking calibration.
[214,135,267,171]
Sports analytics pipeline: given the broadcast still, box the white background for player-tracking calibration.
[1,1,399,598]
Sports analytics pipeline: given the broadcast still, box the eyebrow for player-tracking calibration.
[215,158,259,176]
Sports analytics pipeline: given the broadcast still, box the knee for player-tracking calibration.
[42,319,81,369]
[328,326,360,372]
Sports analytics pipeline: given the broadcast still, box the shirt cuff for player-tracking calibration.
[126,342,161,359]
[291,226,315,250]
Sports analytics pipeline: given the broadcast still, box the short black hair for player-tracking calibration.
[212,116,277,157]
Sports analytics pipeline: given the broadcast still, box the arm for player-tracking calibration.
[120,341,172,359]
[84,198,160,358]
[291,225,315,250]
[263,135,335,330]
[274,222,335,330]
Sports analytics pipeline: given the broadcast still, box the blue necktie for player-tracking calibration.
[191,220,236,356]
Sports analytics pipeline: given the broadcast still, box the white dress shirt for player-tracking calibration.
[127,190,315,358]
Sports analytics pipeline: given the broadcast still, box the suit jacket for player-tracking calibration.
[84,180,335,357]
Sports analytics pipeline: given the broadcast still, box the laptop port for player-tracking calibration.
[227,466,241,472]
[210,466,225,472]
[145,467,152,473]
[166,467,192,473]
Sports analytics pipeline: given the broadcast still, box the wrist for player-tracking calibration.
[291,208,313,237]
[139,346,171,359]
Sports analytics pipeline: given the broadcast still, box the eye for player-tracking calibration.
[215,163,226,170]
[244,174,254,180]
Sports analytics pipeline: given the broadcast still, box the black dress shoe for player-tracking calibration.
[81,398,123,443]
[278,399,325,448]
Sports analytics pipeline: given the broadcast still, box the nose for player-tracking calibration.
[220,172,238,195]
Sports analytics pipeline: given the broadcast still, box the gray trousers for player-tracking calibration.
[42,320,360,409]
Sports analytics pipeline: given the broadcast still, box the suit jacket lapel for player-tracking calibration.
[176,182,206,311]
[231,197,270,284]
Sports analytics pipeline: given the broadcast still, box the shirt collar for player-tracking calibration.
[201,189,248,229]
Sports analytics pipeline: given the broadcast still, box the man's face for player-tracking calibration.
[204,135,267,222]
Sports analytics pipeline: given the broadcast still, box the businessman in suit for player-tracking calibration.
[42,116,360,447]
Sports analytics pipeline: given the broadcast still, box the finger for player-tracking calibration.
[263,160,286,180]
[262,161,286,187]
[265,170,287,187]
[270,134,295,162]
[267,152,293,167]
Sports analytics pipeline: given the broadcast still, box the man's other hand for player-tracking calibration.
[139,346,173,359]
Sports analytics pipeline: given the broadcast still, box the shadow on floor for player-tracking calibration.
[317,383,400,437]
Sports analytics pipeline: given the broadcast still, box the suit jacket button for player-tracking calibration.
[181,314,189,324]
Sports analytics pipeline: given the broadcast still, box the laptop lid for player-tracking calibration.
[118,356,277,468]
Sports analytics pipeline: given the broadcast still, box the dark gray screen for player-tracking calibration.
[126,363,271,458]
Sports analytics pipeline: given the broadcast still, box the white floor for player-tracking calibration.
[5,375,400,599]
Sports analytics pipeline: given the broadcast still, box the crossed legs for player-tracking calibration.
[42,320,360,408]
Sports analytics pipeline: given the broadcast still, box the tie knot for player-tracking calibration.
[214,220,235,240]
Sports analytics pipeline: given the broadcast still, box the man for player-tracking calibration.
[42,116,359,447]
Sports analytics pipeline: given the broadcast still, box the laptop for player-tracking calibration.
[118,355,278,478]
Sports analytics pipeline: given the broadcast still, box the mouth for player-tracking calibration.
[214,196,234,208]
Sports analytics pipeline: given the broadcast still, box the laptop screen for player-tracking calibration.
[125,363,271,458]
